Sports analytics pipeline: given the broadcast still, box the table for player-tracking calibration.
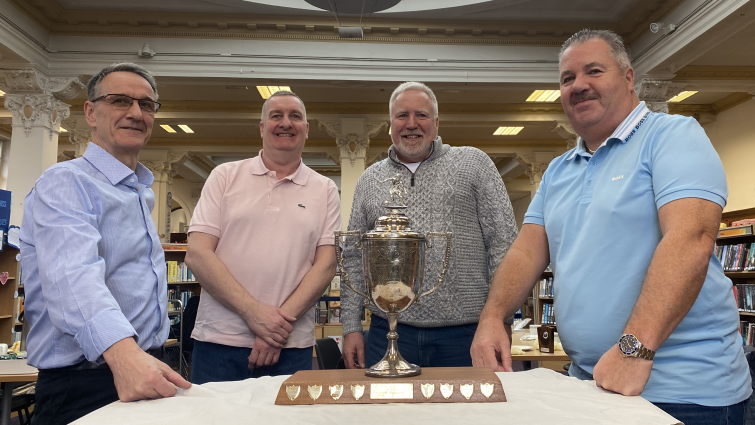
[74,368,681,425]
[510,330,570,370]
[0,360,38,425]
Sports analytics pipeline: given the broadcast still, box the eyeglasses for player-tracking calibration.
[92,94,161,113]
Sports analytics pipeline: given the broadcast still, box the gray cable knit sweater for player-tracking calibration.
[341,138,518,335]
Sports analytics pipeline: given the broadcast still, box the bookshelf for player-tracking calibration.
[533,271,555,325]
[715,225,755,345]
[0,246,21,346]
[162,243,201,302]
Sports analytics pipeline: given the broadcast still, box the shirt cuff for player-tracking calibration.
[75,309,138,362]
[523,215,545,226]
[655,189,727,210]
[187,225,221,238]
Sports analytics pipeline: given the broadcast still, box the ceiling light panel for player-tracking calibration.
[161,125,177,133]
[668,91,698,103]
[178,125,194,134]
[0,89,5,96]
[257,86,292,100]
[493,126,524,136]
[526,90,560,102]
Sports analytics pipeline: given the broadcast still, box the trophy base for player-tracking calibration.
[365,358,421,378]
[275,367,506,405]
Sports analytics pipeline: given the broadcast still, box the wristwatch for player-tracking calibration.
[617,333,655,360]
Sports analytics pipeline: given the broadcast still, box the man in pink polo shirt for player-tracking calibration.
[185,91,340,384]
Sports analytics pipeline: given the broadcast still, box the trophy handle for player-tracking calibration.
[334,230,371,303]
[416,231,452,304]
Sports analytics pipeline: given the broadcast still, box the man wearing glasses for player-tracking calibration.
[20,63,190,425]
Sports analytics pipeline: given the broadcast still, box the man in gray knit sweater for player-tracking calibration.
[341,82,518,369]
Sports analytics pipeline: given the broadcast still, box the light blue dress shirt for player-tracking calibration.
[20,142,169,369]
[524,102,751,405]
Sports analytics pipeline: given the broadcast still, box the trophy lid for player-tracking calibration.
[366,206,421,239]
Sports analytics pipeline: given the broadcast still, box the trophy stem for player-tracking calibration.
[365,312,421,378]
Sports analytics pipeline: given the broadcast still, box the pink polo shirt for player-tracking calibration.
[188,153,341,348]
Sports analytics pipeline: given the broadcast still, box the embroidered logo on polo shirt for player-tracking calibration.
[611,175,624,181]
[298,204,306,208]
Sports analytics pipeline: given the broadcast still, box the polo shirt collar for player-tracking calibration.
[567,101,651,160]
[251,150,309,185]
[83,142,154,187]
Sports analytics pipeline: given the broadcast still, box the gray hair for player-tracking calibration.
[87,62,158,101]
[559,29,631,73]
[389,82,439,118]
[260,90,307,121]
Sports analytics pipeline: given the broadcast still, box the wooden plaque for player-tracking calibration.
[275,367,505,405]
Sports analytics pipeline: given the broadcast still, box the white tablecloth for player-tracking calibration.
[73,368,681,425]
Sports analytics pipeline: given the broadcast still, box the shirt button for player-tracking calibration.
[587,181,592,186]
[130,178,135,183]
[152,261,156,267]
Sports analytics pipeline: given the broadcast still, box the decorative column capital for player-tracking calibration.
[4,94,71,138]
[62,117,92,157]
[550,121,578,150]
[517,154,550,186]
[319,119,388,166]
[142,161,170,182]
[0,69,86,99]
[634,78,686,114]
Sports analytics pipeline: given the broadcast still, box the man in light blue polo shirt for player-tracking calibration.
[471,29,750,425]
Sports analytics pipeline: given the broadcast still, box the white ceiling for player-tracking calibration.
[57,0,640,22]
[689,21,755,67]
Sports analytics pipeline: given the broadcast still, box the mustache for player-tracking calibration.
[571,93,599,105]
[400,130,424,137]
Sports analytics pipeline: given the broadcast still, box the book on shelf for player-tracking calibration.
[741,321,755,346]
[539,277,554,297]
[734,284,755,313]
[718,225,754,239]
[330,274,341,291]
[541,303,556,325]
[162,243,188,251]
[167,288,195,311]
[716,243,755,272]
[165,261,196,283]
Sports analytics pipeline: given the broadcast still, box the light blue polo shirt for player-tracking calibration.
[524,102,751,405]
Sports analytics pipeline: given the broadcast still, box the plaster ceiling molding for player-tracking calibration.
[318,120,388,166]
[550,121,578,150]
[634,78,687,114]
[0,69,85,99]
[674,66,755,81]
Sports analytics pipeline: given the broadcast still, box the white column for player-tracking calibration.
[634,77,686,114]
[143,151,188,242]
[319,119,388,229]
[0,69,85,225]
[517,153,554,199]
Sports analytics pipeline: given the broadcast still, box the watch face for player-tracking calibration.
[618,334,638,356]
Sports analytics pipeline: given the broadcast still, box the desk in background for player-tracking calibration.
[510,330,570,371]
[0,360,38,425]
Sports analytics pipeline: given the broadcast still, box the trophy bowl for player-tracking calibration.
[337,205,451,378]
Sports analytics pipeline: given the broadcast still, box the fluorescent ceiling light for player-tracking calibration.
[0,89,5,96]
[60,128,68,132]
[178,125,194,134]
[257,86,292,100]
[493,126,524,136]
[526,90,560,102]
[161,125,177,133]
[668,91,698,103]
[388,127,391,135]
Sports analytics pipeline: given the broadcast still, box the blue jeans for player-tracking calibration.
[365,315,477,368]
[653,399,747,425]
[191,340,312,385]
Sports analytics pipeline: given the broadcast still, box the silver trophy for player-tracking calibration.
[336,174,452,378]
